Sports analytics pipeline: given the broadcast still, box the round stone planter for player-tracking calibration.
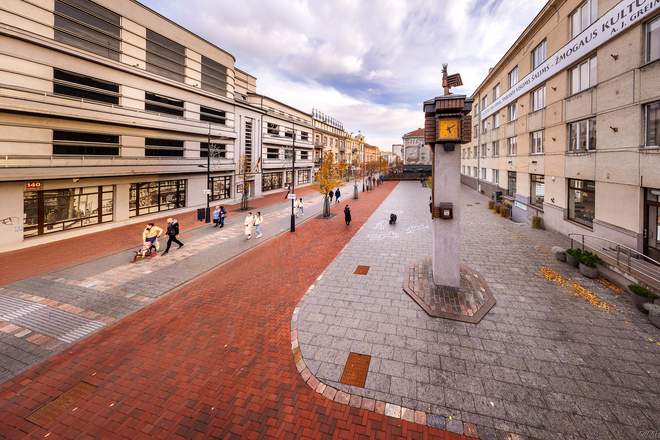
[632,293,655,314]
[566,254,579,267]
[555,252,566,262]
[649,313,660,328]
[579,263,599,279]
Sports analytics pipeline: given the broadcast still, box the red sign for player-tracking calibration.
[25,182,42,191]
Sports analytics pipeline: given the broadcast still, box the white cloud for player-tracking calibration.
[141,0,547,151]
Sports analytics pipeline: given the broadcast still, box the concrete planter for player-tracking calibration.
[555,252,566,262]
[579,263,599,279]
[632,293,655,314]
[649,313,660,329]
[566,254,579,267]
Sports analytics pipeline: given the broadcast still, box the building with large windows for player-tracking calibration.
[402,128,432,165]
[461,0,660,260]
[0,0,315,252]
[311,110,345,165]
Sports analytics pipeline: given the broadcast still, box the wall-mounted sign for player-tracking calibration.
[514,201,528,211]
[481,0,660,121]
[25,182,42,191]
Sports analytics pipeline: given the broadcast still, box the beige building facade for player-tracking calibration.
[0,0,314,252]
[461,0,660,260]
[311,110,345,165]
[402,128,433,165]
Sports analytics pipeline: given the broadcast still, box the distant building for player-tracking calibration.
[402,129,432,165]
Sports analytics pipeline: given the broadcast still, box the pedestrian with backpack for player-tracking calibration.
[162,218,184,255]
[335,188,341,204]
[328,190,334,203]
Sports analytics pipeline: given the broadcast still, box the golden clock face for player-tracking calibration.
[438,119,459,139]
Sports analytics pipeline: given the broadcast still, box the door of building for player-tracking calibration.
[644,188,660,262]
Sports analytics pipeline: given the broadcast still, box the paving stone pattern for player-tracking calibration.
[296,182,660,440]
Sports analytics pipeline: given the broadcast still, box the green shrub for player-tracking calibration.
[531,215,544,230]
[578,250,602,268]
[488,200,494,210]
[494,203,502,213]
[499,206,508,218]
[628,284,659,299]
[566,248,583,260]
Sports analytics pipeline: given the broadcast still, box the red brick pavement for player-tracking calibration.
[0,184,326,286]
[0,181,475,439]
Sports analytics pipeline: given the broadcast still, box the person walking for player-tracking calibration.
[344,205,351,226]
[213,206,221,227]
[335,188,341,204]
[328,190,334,203]
[254,212,263,238]
[244,212,254,240]
[219,206,227,228]
[162,218,184,255]
[295,198,304,217]
[142,222,163,251]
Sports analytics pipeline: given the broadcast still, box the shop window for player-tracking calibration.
[200,106,227,125]
[568,179,595,227]
[54,0,120,61]
[201,56,228,95]
[507,137,517,156]
[145,92,184,117]
[24,185,113,237]
[145,138,184,157]
[569,118,597,151]
[210,175,231,201]
[532,40,546,69]
[262,172,282,192]
[285,171,293,185]
[570,55,597,95]
[508,102,518,121]
[266,148,279,159]
[493,140,500,157]
[53,130,119,155]
[146,29,185,82]
[507,172,517,196]
[531,175,545,208]
[645,101,660,147]
[571,0,598,39]
[509,66,518,89]
[129,180,186,217]
[531,130,545,154]
[648,17,660,63]
[531,85,546,111]
[298,169,310,184]
[267,123,279,135]
[53,69,119,105]
[200,142,227,158]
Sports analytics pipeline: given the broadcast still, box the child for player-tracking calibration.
[389,213,397,224]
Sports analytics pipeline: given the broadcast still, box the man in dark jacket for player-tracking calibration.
[162,218,184,255]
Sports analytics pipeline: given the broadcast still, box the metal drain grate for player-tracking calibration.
[25,382,97,427]
[354,266,370,275]
[0,295,104,343]
[340,352,371,387]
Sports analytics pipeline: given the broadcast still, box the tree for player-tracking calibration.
[378,157,390,175]
[314,151,345,217]
[338,161,348,180]
[236,154,254,210]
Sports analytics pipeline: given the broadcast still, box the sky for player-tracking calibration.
[141,0,548,152]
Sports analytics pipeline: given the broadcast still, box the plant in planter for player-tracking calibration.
[493,203,502,214]
[578,250,601,278]
[531,215,544,230]
[488,200,494,210]
[552,246,566,262]
[565,248,582,267]
[628,284,660,314]
[643,303,660,328]
[499,206,508,218]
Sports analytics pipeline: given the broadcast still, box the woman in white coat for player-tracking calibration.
[244,212,254,239]
[254,212,263,238]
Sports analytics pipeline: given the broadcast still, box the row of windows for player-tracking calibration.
[266,123,310,140]
[470,101,660,156]
[265,148,310,160]
[476,10,660,116]
[53,0,230,91]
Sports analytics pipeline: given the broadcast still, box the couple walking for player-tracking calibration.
[244,212,263,240]
[328,188,341,204]
[142,218,185,256]
[212,206,227,227]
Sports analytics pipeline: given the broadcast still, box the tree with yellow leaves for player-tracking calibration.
[338,160,348,180]
[315,152,345,217]
[236,153,254,210]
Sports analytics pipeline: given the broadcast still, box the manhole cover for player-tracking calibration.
[354,266,370,275]
[25,382,97,427]
[340,352,371,388]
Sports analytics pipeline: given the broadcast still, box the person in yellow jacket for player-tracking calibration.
[142,222,163,251]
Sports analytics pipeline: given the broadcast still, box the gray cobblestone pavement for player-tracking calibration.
[296,181,660,440]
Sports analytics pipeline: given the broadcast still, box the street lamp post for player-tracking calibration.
[290,123,296,233]
[206,124,211,223]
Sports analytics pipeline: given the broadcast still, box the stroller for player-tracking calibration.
[130,241,157,263]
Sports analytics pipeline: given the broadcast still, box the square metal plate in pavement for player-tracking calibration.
[354,265,370,275]
[340,352,371,388]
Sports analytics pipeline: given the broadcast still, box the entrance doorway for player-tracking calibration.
[644,188,660,262]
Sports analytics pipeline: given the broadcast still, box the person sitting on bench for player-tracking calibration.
[389,213,397,224]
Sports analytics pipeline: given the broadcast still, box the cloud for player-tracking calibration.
[140,0,547,152]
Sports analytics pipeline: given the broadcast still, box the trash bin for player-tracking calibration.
[197,208,206,221]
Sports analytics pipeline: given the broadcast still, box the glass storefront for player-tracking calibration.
[568,179,595,228]
[211,175,231,201]
[129,180,186,217]
[645,188,660,261]
[263,172,282,192]
[24,186,113,238]
[298,169,310,184]
[530,175,545,208]
[507,172,517,196]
